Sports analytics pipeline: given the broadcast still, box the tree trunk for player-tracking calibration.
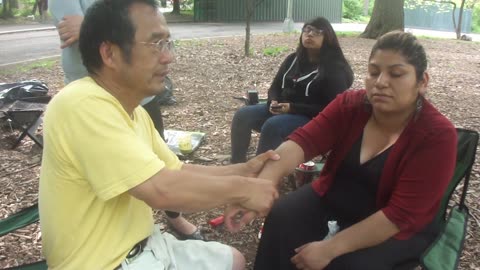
[456,0,466,39]
[32,0,38,15]
[360,0,405,39]
[9,0,18,9]
[172,0,180,14]
[2,1,7,17]
[244,0,253,57]
[1,0,13,18]
[363,0,369,16]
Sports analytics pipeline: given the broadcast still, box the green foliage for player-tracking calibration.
[11,0,37,17]
[472,4,480,33]
[342,0,363,20]
[181,0,194,10]
[262,46,289,57]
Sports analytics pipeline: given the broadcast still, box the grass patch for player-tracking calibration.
[174,39,204,47]
[20,59,57,72]
[336,31,361,38]
[262,46,289,57]
[342,16,370,23]
[0,58,58,76]
[181,9,194,16]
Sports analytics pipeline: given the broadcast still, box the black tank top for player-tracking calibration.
[323,134,393,227]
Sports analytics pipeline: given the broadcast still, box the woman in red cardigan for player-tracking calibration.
[244,31,457,269]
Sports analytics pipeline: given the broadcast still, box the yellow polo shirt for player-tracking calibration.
[39,77,182,269]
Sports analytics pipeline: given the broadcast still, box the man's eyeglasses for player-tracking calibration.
[139,39,175,54]
[302,26,323,37]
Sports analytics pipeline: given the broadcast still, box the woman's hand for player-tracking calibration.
[269,102,291,114]
[223,205,257,233]
[291,241,336,270]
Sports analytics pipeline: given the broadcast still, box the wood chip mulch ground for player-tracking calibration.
[1,33,479,269]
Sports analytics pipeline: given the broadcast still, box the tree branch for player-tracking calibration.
[246,0,267,18]
[254,0,266,9]
[423,0,457,34]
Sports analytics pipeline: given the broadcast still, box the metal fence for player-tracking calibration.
[194,0,342,23]
[405,5,472,33]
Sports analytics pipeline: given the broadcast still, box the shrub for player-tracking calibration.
[343,0,363,20]
[262,46,289,57]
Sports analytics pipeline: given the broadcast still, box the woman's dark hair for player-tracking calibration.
[296,17,354,88]
[79,0,159,75]
[369,31,428,82]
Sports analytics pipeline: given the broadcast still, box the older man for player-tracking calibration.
[39,0,279,269]
[50,0,203,241]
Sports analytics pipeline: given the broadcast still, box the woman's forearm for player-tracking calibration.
[257,140,305,186]
[327,210,400,258]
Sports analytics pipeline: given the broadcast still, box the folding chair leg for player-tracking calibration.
[11,115,43,149]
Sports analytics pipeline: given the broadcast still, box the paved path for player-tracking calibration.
[0,21,478,67]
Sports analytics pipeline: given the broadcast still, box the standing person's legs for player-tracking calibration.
[254,185,330,270]
[230,104,271,163]
[141,97,165,139]
[256,114,310,155]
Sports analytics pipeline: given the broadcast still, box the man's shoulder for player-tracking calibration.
[50,77,113,109]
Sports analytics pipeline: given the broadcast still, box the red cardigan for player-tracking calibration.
[288,90,457,239]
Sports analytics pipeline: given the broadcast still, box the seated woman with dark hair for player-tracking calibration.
[230,17,354,163]
[245,31,457,270]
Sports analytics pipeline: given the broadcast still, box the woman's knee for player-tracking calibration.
[232,108,247,125]
[232,106,258,128]
[260,117,283,137]
[230,247,246,270]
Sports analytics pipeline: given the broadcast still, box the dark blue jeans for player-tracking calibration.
[230,103,310,163]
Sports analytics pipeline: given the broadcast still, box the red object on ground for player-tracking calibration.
[294,160,316,188]
[209,215,224,227]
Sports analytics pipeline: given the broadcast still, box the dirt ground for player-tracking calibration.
[1,33,479,269]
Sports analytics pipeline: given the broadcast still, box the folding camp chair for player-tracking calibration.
[0,203,47,269]
[0,96,51,149]
[394,128,479,270]
[419,128,478,270]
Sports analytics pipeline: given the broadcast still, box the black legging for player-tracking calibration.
[253,185,437,270]
[142,97,180,219]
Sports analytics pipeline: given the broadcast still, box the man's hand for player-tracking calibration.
[223,205,257,233]
[243,150,280,178]
[57,15,84,49]
[290,241,336,270]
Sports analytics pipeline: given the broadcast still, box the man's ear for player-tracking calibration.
[98,41,120,69]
